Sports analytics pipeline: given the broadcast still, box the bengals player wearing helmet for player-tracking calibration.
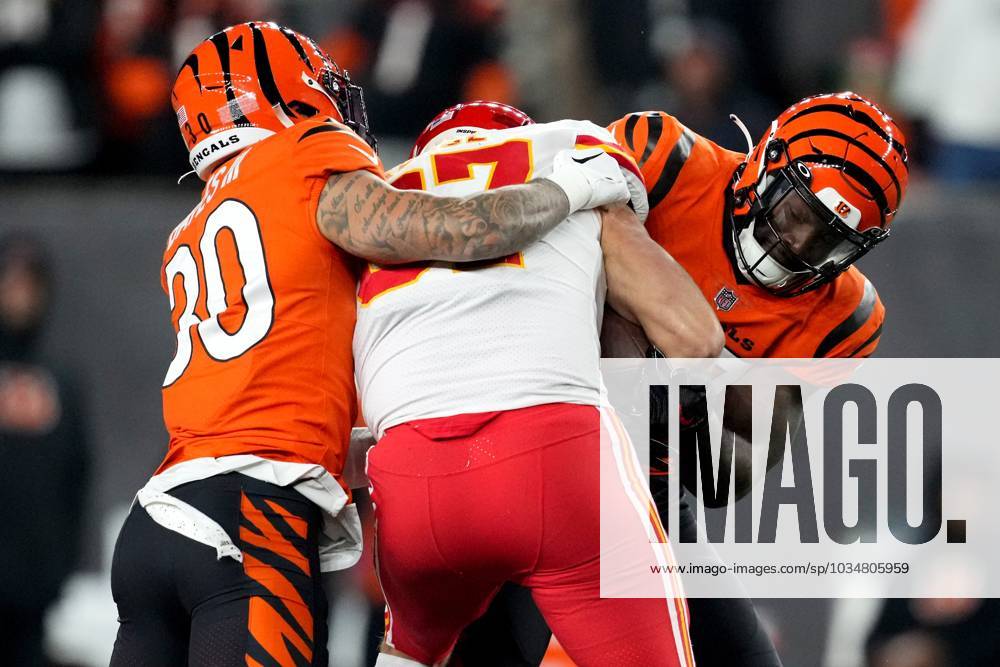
[453,92,908,667]
[109,22,635,667]
[608,92,906,360]
[606,92,906,667]
[608,92,907,667]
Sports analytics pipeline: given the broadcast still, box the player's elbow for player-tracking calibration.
[701,319,725,358]
[678,329,724,359]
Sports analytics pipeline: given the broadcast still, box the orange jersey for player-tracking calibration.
[609,111,884,358]
[158,117,384,478]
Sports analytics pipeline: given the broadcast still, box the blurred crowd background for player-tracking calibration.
[3,0,1000,180]
[1,0,999,666]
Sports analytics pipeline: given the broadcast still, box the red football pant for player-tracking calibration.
[367,403,693,666]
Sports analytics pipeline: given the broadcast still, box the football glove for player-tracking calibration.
[546,147,630,214]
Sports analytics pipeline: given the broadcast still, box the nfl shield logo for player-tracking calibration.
[714,287,738,311]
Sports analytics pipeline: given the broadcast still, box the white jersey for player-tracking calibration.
[354,119,622,437]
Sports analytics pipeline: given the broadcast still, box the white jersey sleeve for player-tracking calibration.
[354,120,620,437]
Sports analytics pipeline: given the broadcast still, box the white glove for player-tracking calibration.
[546,147,631,214]
[623,168,650,223]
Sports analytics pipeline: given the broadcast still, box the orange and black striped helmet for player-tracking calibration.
[171,21,375,180]
[731,91,908,296]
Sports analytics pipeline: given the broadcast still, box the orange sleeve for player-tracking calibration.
[293,117,385,183]
[815,279,885,358]
[292,118,387,245]
[608,111,697,209]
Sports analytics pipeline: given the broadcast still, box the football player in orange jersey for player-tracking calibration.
[608,92,907,359]
[606,91,907,667]
[454,92,909,667]
[109,21,635,667]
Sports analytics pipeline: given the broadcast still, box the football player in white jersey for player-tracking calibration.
[355,102,722,667]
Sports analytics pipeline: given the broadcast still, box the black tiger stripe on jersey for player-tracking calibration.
[814,279,877,357]
[620,113,665,170]
[622,114,641,153]
[297,123,345,142]
[848,322,883,357]
[640,114,663,167]
[648,127,696,210]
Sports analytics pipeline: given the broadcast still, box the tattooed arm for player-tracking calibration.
[315,169,572,264]
[315,147,631,263]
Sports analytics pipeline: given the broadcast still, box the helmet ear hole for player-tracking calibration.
[288,100,319,118]
[795,162,812,181]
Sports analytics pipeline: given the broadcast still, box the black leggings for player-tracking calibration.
[110,473,328,667]
[452,485,783,667]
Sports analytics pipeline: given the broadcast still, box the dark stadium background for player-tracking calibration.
[1,1,998,665]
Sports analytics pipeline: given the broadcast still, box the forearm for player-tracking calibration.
[602,208,723,358]
[316,170,570,264]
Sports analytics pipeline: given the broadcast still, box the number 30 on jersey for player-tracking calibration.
[162,200,275,386]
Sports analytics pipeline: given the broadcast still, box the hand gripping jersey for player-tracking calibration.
[148,117,384,571]
[609,111,884,358]
[354,120,634,437]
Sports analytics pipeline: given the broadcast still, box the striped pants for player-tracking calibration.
[111,473,327,666]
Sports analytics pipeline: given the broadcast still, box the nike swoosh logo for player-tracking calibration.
[572,153,603,165]
[348,144,379,166]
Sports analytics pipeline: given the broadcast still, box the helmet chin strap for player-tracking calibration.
[176,169,198,185]
[729,114,755,158]
[271,102,295,128]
